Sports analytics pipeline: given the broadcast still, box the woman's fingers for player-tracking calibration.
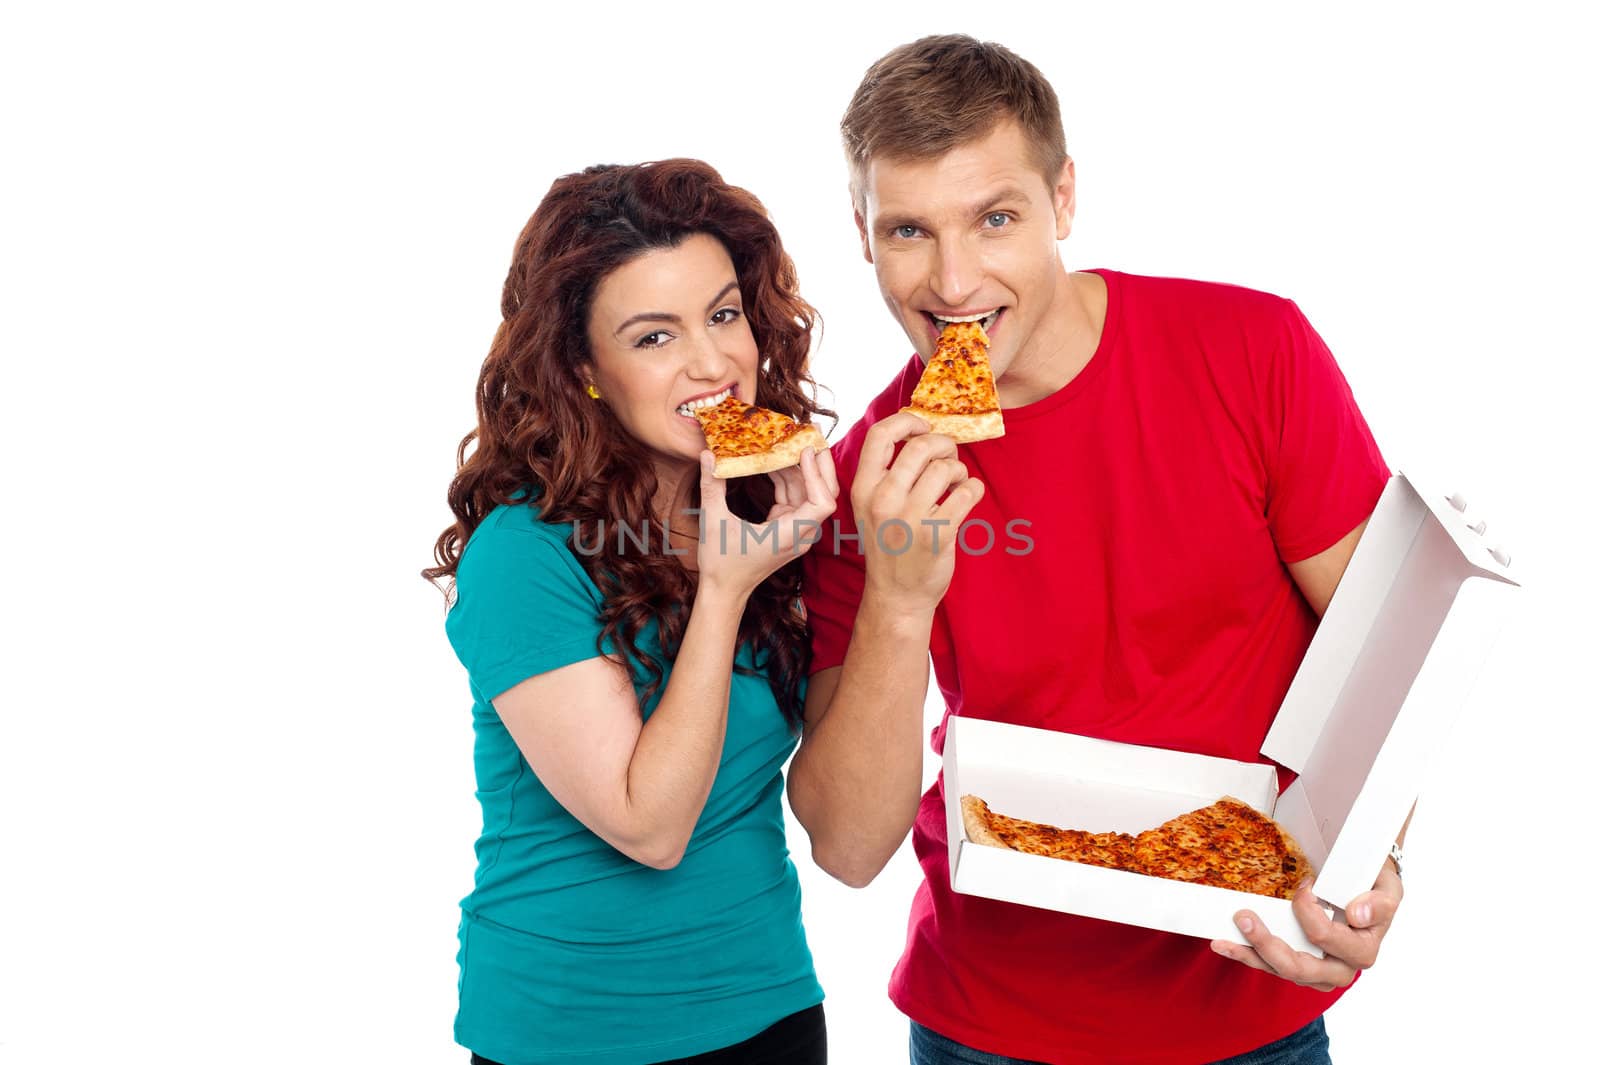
[815,446,840,499]
[799,448,836,510]
[769,464,796,509]
[699,451,729,517]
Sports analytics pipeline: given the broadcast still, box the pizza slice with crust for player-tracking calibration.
[900,320,1005,443]
[960,794,1313,900]
[693,394,827,479]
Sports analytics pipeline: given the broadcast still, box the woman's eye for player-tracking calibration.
[710,307,741,325]
[636,331,669,348]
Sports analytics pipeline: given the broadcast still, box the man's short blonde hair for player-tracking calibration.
[841,35,1069,210]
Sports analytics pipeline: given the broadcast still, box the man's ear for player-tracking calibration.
[1053,156,1077,241]
[853,202,874,265]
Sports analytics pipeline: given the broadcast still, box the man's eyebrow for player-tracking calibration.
[877,210,929,234]
[972,185,1032,215]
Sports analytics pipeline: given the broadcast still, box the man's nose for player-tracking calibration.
[930,239,982,309]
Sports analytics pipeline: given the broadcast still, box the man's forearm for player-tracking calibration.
[789,590,935,887]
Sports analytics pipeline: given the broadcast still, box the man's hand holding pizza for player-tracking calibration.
[1209,859,1404,991]
[787,411,985,888]
[852,411,986,614]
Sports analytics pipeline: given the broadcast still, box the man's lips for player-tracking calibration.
[923,308,1004,344]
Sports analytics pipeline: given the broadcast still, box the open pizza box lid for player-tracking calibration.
[945,471,1520,955]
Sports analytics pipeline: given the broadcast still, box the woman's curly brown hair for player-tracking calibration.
[423,159,834,728]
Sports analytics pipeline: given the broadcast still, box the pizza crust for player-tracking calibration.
[960,795,1011,850]
[711,423,827,479]
[900,406,1006,444]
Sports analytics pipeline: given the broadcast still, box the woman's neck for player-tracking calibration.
[651,463,697,527]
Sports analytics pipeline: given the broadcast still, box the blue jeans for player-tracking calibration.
[909,1016,1331,1065]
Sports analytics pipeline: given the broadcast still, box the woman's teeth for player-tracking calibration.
[676,387,732,417]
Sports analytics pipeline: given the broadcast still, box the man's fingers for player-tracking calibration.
[854,412,931,501]
[1290,880,1336,938]
[1345,884,1401,932]
[1213,936,1342,993]
[1287,880,1373,968]
[906,458,969,515]
[874,433,959,509]
[1209,939,1277,976]
[933,475,986,526]
[1233,910,1355,990]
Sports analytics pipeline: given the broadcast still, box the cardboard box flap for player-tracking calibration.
[1263,472,1520,906]
[1280,575,1518,904]
[1263,472,1516,772]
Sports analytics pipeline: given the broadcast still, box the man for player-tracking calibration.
[782,35,1403,1065]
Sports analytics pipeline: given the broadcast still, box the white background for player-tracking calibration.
[3,1,1595,1061]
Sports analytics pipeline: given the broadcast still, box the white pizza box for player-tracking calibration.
[944,470,1520,956]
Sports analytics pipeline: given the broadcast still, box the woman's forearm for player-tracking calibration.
[619,580,749,867]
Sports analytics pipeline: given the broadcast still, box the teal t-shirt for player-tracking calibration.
[444,500,822,1065]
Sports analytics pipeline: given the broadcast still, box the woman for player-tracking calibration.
[423,159,840,1065]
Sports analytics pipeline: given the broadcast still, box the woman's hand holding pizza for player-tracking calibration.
[695,447,838,600]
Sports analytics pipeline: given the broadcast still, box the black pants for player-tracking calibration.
[471,1003,827,1065]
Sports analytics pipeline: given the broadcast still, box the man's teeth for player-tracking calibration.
[934,310,1001,329]
[676,387,732,416]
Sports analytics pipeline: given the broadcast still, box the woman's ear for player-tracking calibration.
[578,364,601,400]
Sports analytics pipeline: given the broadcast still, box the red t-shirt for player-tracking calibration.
[802,270,1389,1064]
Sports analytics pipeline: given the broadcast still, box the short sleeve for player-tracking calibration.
[445,518,610,702]
[1261,300,1390,563]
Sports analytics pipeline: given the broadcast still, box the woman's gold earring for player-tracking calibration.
[585,384,601,400]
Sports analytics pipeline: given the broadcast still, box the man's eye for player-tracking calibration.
[985,213,1011,228]
[894,224,919,239]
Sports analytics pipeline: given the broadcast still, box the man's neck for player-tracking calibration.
[995,270,1108,409]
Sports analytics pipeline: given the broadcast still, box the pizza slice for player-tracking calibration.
[693,394,827,479]
[960,794,1313,900]
[960,796,1136,871]
[900,320,1005,443]
[1131,796,1312,900]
